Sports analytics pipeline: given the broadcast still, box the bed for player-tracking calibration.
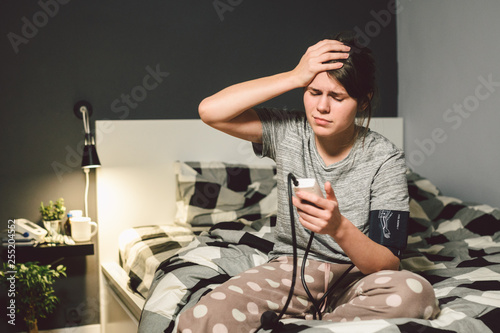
[96,118,500,333]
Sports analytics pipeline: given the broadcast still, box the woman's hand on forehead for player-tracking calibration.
[290,39,351,87]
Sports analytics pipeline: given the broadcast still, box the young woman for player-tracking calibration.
[177,33,439,333]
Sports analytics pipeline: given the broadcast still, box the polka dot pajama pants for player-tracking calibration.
[176,256,440,333]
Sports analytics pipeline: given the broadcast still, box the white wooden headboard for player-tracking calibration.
[96,118,403,264]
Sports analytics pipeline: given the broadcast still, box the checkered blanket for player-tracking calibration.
[137,216,275,332]
[118,225,196,297]
[132,170,500,333]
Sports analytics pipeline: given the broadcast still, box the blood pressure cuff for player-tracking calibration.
[369,210,409,258]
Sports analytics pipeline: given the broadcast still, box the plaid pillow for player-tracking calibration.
[174,161,277,226]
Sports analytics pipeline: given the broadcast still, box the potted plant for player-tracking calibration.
[0,261,66,333]
[40,198,66,241]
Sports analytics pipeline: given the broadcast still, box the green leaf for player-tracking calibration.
[0,261,66,326]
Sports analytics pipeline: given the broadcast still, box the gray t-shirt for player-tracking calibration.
[253,108,409,264]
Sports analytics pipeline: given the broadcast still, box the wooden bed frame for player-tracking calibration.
[95,118,403,332]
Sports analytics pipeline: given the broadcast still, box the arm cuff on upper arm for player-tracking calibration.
[369,210,409,258]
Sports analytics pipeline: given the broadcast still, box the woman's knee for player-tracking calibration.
[388,270,440,319]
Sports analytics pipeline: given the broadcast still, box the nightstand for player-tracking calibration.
[1,242,94,265]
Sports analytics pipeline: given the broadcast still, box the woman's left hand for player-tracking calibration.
[292,181,344,236]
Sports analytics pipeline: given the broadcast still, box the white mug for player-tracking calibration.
[71,217,98,242]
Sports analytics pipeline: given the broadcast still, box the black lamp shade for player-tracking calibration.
[82,144,101,168]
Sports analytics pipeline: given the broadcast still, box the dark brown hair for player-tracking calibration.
[327,31,377,140]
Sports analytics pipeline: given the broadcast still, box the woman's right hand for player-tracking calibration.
[290,39,351,87]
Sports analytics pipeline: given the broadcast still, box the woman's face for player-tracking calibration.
[303,72,358,140]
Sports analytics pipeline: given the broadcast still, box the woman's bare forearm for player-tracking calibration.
[198,71,299,124]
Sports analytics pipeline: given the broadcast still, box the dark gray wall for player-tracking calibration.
[0,0,397,330]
